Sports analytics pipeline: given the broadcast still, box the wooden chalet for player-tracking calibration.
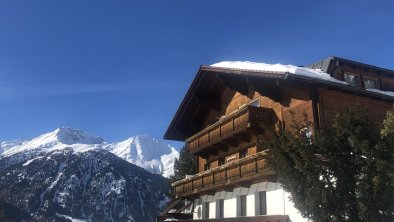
[158,57,394,222]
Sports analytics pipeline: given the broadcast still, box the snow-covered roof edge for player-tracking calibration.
[209,61,394,100]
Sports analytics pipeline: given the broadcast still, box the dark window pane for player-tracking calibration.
[240,195,247,216]
[364,78,379,89]
[344,73,361,87]
[239,149,248,158]
[259,191,267,215]
[249,98,260,107]
[219,199,224,218]
[204,163,210,171]
[218,157,225,166]
[204,202,209,219]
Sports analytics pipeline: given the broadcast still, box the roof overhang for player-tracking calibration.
[164,65,394,141]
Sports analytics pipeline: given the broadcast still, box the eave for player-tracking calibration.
[164,65,394,142]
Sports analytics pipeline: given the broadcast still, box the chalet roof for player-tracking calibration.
[309,56,394,77]
[164,58,394,141]
[204,62,394,99]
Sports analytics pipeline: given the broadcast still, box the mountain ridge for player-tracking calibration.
[0,146,170,221]
[0,127,179,178]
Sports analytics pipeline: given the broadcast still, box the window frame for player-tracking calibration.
[257,191,267,215]
[203,202,210,219]
[249,98,260,107]
[363,76,380,90]
[239,149,248,159]
[343,72,361,87]
[239,195,247,217]
[204,162,210,171]
[217,199,224,218]
[218,157,225,166]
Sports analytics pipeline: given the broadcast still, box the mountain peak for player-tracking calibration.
[114,134,173,160]
[1,129,178,178]
[53,127,104,145]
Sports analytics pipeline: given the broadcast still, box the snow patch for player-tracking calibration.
[211,61,346,84]
[367,88,394,97]
[40,162,67,206]
[22,156,43,166]
[211,61,394,99]
[56,213,90,222]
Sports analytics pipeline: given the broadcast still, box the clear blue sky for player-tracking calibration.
[1,0,393,148]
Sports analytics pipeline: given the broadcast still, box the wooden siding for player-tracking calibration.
[334,63,394,91]
[319,88,392,127]
[281,87,314,128]
[224,91,259,115]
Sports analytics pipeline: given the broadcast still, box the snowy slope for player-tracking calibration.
[0,127,179,178]
[107,135,178,178]
[0,147,170,222]
[0,139,24,155]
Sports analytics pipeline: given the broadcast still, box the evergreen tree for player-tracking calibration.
[266,107,394,222]
[170,145,197,183]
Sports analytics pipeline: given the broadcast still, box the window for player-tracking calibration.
[344,73,361,87]
[364,77,380,90]
[257,191,267,215]
[239,195,247,216]
[218,157,225,166]
[249,98,260,107]
[203,202,210,219]
[217,199,224,218]
[239,149,248,159]
[204,163,210,171]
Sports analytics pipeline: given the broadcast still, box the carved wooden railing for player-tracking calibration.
[172,151,273,198]
[186,106,273,154]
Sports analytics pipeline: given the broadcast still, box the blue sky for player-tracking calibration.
[1,0,393,148]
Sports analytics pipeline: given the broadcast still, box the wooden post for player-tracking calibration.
[255,158,258,173]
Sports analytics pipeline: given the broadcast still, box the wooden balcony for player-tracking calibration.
[172,151,274,198]
[178,215,290,222]
[186,105,273,154]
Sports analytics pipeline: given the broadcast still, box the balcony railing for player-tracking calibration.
[186,105,273,154]
[177,215,290,222]
[172,151,273,198]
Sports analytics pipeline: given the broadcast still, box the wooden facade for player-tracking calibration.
[162,57,394,221]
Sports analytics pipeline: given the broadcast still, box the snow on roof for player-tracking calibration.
[211,61,394,99]
[210,61,346,84]
[367,88,394,98]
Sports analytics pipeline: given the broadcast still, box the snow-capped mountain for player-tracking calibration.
[0,147,170,222]
[0,128,177,221]
[0,139,24,154]
[107,135,178,178]
[0,127,179,178]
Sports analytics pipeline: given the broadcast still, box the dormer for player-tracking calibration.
[309,56,394,91]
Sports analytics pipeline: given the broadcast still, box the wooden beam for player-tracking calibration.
[251,78,281,102]
[235,133,252,143]
[193,92,221,111]
[222,137,240,148]
[309,87,320,130]
[218,74,250,96]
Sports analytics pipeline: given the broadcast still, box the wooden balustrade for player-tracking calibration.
[172,151,274,198]
[186,106,273,154]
